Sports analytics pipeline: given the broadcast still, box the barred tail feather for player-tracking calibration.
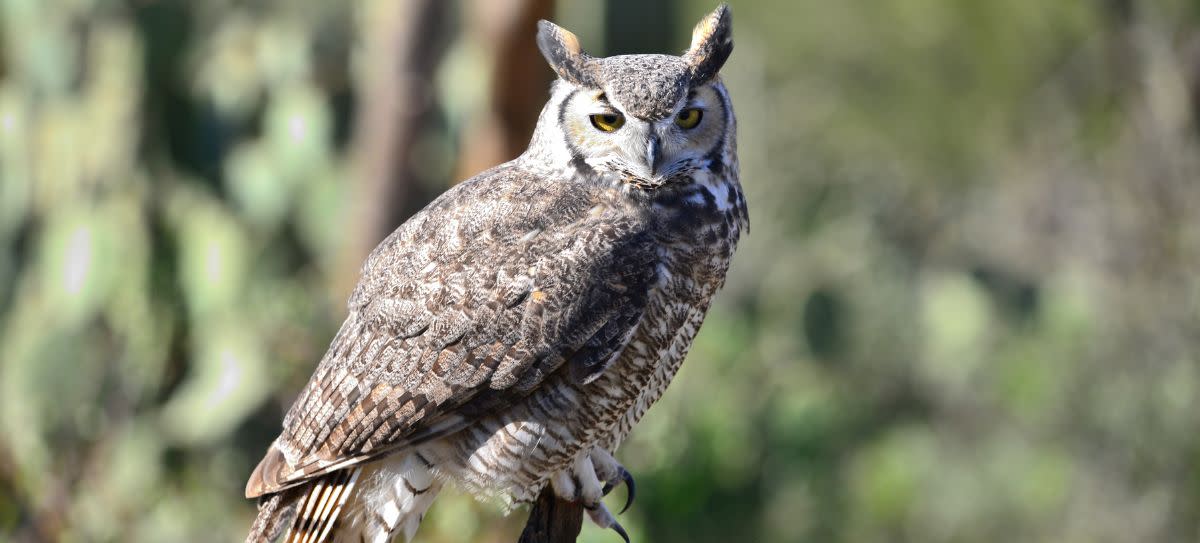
[247,453,440,543]
[283,468,361,543]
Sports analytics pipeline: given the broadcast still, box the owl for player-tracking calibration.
[244,4,746,542]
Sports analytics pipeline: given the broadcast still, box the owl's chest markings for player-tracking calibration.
[650,177,742,246]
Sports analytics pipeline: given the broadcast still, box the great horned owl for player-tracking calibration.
[244,5,746,542]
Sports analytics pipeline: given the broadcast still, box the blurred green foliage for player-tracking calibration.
[2,0,1200,542]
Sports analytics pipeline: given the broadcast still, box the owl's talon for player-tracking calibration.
[610,519,631,543]
[602,467,636,514]
[616,467,635,514]
[585,502,631,543]
[594,450,635,514]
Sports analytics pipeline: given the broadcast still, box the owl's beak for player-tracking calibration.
[646,134,665,179]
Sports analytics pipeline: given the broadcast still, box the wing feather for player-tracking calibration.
[247,171,657,498]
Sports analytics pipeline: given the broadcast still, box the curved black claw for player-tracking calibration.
[610,519,631,543]
[601,467,637,514]
[617,468,635,514]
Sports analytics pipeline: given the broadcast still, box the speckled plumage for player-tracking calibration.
[245,5,745,543]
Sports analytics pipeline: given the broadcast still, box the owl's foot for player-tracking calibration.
[591,448,636,514]
[549,449,635,542]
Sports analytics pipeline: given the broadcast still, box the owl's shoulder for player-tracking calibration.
[350,160,652,309]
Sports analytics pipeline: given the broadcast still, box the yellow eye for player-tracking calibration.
[675,108,703,129]
[589,113,625,132]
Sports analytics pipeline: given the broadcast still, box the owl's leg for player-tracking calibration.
[550,453,632,543]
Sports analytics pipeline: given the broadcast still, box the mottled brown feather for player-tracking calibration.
[246,166,657,498]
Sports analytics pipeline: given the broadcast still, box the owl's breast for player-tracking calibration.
[430,177,744,504]
[595,198,742,449]
[537,173,744,453]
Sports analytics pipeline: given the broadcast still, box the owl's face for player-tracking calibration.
[557,78,728,187]
[535,5,734,189]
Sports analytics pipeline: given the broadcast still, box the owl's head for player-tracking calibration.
[532,5,734,189]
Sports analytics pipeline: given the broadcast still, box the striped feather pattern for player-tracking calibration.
[283,468,360,543]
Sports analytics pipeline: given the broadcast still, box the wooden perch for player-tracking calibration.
[518,487,584,543]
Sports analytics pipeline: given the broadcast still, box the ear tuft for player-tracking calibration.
[536,20,599,87]
[684,4,733,84]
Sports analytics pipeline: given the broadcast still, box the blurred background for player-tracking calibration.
[2,0,1200,541]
